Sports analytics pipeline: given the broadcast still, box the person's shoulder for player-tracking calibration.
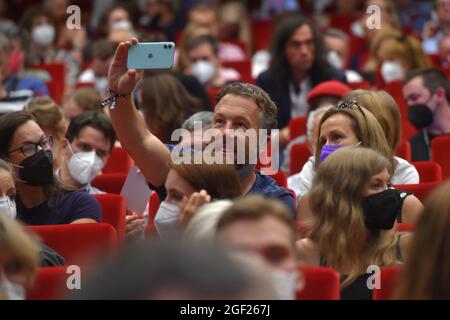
[57,189,99,206]
[255,70,270,84]
[394,156,416,171]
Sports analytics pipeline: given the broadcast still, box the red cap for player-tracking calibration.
[307,80,352,104]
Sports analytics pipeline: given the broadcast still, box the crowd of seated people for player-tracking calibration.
[0,0,450,301]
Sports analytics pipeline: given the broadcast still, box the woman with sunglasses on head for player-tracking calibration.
[0,111,101,225]
[296,100,423,224]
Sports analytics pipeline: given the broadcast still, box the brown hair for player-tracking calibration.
[217,83,278,131]
[394,180,450,299]
[92,39,116,61]
[71,88,103,114]
[315,103,394,172]
[0,214,40,288]
[169,162,242,200]
[344,90,401,150]
[310,147,398,287]
[217,195,296,243]
[140,73,203,143]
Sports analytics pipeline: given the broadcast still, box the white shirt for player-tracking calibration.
[78,68,108,96]
[287,156,420,206]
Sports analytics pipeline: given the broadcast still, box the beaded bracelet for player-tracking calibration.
[100,89,132,110]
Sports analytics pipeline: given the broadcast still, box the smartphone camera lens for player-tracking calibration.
[164,44,168,49]
[168,44,172,49]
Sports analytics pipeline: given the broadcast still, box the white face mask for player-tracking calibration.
[32,24,55,46]
[67,144,105,185]
[327,50,344,70]
[154,201,181,239]
[271,269,299,300]
[191,60,216,84]
[380,60,405,83]
[111,20,133,32]
[0,278,25,300]
[0,196,16,219]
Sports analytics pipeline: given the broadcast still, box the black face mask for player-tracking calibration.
[408,104,434,129]
[18,149,54,186]
[361,189,404,231]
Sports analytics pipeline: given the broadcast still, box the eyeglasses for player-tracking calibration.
[336,99,368,122]
[8,136,54,157]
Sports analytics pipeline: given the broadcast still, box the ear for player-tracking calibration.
[436,87,446,104]
[61,139,70,156]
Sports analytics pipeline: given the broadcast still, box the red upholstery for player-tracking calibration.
[290,143,311,175]
[431,135,450,179]
[373,266,402,300]
[395,138,411,162]
[33,63,65,105]
[297,267,340,300]
[145,191,160,236]
[222,59,254,84]
[92,173,127,194]
[102,147,133,174]
[289,116,307,141]
[347,80,371,90]
[207,86,221,107]
[413,161,443,183]
[268,171,287,188]
[393,182,441,202]
[74,82,95,89]
[94,194,127,241]
[287,188,297,206]
[26,223,117,266]
[251,19,273,52]
[395,222,414,232]
[27,267,70,300]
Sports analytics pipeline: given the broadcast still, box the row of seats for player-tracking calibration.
[26,264,401,300]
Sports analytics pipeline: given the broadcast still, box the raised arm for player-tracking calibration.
[107,38,170,186]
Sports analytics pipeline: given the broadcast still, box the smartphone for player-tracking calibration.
[127,42,175,70]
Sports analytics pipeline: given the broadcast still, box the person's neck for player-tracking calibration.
[17,182,46,208]
[429,102,450,135]
[240,166,257,195]
[291,71,307,87]
[59,161,82,189]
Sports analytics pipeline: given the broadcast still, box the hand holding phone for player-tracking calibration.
[127,42,175,70]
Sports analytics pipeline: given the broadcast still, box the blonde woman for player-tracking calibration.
[0,213,40,300]
[297,147,413,300]
[24,97,67,170]
[394,180,450,300]
[344,90,419,184]
[294,101,423,224]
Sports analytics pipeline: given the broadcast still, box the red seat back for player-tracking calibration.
[222,59,254,84]
[33,63,65,105]
[289,116,307,141]
[251,19,273,52]
[431,135,450,179]
[92,173,127,194]
[373,266,402,300]
[26,223,117,266]
[393,182,441,202]
[102,147,133,174]
[27,267,70,300]
[413,161,443,183]
[297,267,340,300]
[145,191,160,236]
[268,171,287,188]
[290,143,311,175]
[94,194,126,241]
[395,138,411,162]
[207,86,221,107]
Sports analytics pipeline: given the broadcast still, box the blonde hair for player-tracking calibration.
[314,103,394,173]
[24,96,66,142]
[0,214,40,288]
[309,147,398,287]
[71,88,102,114]
[394,180,450,299]
[368,29,431,72]
[344,90,401,150]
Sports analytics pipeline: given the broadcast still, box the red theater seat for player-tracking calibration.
[289,116,307,141]
[92,173,127,194]
[431,135,450,179]
[32,63,65,105]
[268,171,287,188]
[102,147,133,174]
[290,143,311,175]
[94,194,127,241]
[413,161,443,183]
[26,223,117,266]
[222,59,254,84]
[373,266,402,300]
[27,267,69,300]
[396,138,411,162]
[297,267,340,300]
[394,182,441,202]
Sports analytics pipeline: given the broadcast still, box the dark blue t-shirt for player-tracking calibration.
[249,171,295,214]
[17,189,102,225]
